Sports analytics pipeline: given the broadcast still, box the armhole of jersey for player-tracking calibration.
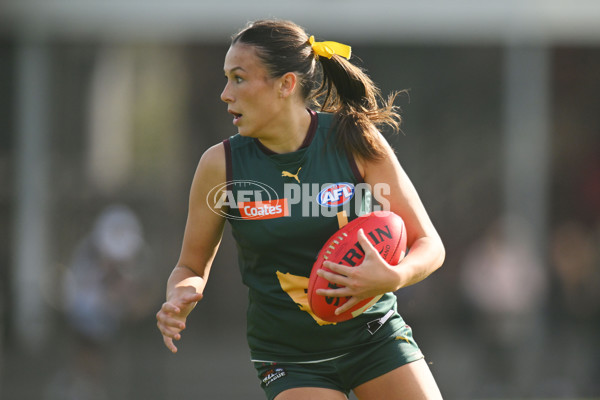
[346,150,364,183]
[223,138,232,190]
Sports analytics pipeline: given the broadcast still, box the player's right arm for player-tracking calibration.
[156,142,227,353]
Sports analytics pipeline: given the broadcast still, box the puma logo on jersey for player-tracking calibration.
[282,167,302,183]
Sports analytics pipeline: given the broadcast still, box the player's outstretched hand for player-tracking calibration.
[156,288,203,353]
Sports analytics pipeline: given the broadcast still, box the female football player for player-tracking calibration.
[156,19,445,400]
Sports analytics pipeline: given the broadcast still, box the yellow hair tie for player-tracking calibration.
[308,36,352,60]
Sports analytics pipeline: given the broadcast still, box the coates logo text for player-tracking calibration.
[238,199,289,220]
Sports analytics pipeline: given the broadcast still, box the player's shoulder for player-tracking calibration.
[197,142,226,178]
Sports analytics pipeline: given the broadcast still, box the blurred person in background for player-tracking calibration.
[548,220,600,393]
[156,19,445,400]
[45,204,156,400]
[460,216,549,396]
[544,152,600,395]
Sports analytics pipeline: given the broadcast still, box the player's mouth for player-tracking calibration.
[229,110,243,125]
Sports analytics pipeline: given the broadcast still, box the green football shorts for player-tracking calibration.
[253,324,424,400]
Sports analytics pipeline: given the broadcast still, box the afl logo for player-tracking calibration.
[317,183,355,207]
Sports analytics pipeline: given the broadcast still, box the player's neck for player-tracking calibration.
[257,106,311,154]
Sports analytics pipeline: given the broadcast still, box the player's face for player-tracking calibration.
[221,43,282,138]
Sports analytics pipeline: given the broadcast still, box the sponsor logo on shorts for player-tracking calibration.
[261,367,287,387]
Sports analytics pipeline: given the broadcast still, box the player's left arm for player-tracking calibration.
[360,135,446,289]
[317,133,445,312]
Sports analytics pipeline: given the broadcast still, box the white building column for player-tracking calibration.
[503,45,551,256]
[13,36,52,350]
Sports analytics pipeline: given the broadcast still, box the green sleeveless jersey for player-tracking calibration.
[224,110,405,362]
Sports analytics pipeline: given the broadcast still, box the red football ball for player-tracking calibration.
[307,211,407,323]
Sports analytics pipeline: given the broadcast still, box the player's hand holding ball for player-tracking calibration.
[316,227,401,316]
[308,211,407,322]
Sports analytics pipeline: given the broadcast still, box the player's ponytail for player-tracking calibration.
[315,54,402,160]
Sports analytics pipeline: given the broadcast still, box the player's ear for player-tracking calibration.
[279,72,297,99]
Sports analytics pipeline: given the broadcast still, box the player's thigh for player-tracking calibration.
[353,358,442,400]
[275,387,348,400]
